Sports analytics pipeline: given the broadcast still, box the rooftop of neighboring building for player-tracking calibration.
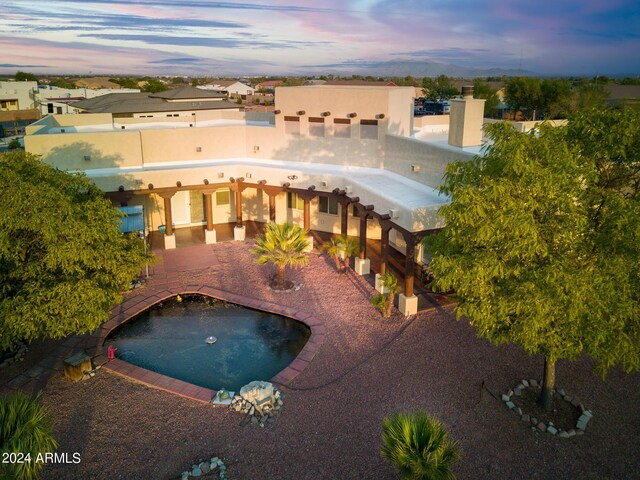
[74,77,122,89]
[70,89,238,115]
[324,80,398,87]
[604,84,640,99]
[0,108,41,123]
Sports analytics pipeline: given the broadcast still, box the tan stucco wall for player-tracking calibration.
[25,130,144,170]
[448,98,485,147]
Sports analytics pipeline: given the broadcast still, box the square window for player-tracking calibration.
[216,189,230,205]
[319,196,338,215]
[287,192,304,210]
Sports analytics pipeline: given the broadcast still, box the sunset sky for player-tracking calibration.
[1,0,638,76]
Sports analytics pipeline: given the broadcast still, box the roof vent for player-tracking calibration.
[461,85,474,99]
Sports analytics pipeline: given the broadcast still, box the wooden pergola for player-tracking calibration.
[107,177,437,303]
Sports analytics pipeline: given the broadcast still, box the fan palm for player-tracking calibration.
[252,222,309,289]
[381,411,461,480]
[1,392,58,480]
[321,235,360,273]
[372,272,401,318]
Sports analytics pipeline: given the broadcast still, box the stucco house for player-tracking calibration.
[24,85,485,315]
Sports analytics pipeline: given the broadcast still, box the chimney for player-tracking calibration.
[448,85,485,148]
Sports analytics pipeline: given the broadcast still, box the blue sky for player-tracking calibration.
[0,0,638,76]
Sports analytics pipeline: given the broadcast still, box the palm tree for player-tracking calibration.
[252,222,309,289]
[321,235,359,273]
[1,392,58,480]
[381,411,461,480]
[371,272,401,318]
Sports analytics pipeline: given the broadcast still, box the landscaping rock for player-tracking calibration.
[191,465,202,477]
[529,379,538,387]
[537,422,547,432]
[557,388,566,397]
[501,394,510,402]
[506,401,515,409]
[522,380,529,387]
[521,414,530,423]
[547,426,558,435]
[201,462,210,474]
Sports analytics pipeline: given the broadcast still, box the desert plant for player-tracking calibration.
[381,411,461,480]
[252,222,309,289]
[321,235,359,273]
[8,138,20,150]
[1,392,58,480]
[371,272,401,318]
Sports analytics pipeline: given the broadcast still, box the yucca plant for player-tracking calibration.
[1,392,58,480]
[321,235,359,273]
[371,272,401,318]
[252,222,309,289]
[381,411,461,480]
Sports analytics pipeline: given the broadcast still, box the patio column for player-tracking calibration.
[399,231,418,316]
[340,202,348,237]
[296,188,317,252]
[268,194,277,222]
[354,206,371,276]
[376,222,391,293]
[203,189,216,244]
[159,192,176,250]
[231,178,246,241]
[303,198,311,230]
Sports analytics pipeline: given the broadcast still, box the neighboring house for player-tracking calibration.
[36,86,140,116]
[25,85,486,315]
[70,86,240,118]
[198,81,255,96]
[74,77,122,89]
[255,80,284,92]
[0,109,40,137]
[604,85,640,107]
[0,81,38,110]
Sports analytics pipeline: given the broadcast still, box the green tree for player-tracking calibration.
[504,77,543,120]
[109,77,139,89]
[1,392,58,480]
[573,81,608,111]
[421,75,459,101]
[7,138,20,150]
[425,109,640,410]
[472,78,499,117]
[15,71,37,82]
[0,152,152,350]
[371,272,401,318]
[252,222,309,289]
[51,78,77,89]
[540,78,572,118]
[381,411,461,480]
[142,79,169,93]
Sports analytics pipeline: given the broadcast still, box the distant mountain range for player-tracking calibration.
[304,59,536,78]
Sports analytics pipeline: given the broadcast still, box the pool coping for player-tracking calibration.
[88,285,326,404]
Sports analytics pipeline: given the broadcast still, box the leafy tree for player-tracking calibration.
[142,79,169,93]
[1,392,58,480]
[540,78,572,118]
[620,77,640,86]
[15,71,37,82]
[504,77,543,120]
[321,235,359,273]
[472,78,499,117]
[422,75,459,101]
[0,152,152,350]
[425,108,640,410]
[572,81,609,111]
[252,222,309,289]
[51,78,77,89]
[371,272,401,318]
[381,411,461,480]
[109,77,139,89]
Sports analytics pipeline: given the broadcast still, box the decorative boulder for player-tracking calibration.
[240,381,274,408]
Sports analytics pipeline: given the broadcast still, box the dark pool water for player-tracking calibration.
[105,296,310,391]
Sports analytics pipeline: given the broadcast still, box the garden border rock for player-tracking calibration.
[179,455,226,480]
[503,379,593,437]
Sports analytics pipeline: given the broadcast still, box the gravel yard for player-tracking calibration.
[3,241,640,480]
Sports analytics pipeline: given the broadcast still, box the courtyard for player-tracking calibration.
[1,239,639,480]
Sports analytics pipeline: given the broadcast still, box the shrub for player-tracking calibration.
[1,392,58,480]
[381,411,461,480]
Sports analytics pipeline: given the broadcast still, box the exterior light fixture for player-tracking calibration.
[218,172,225,178]
[83,155,91,161]
[196,147,202,152]
[287,175,298,180]
[245,173,252,179]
